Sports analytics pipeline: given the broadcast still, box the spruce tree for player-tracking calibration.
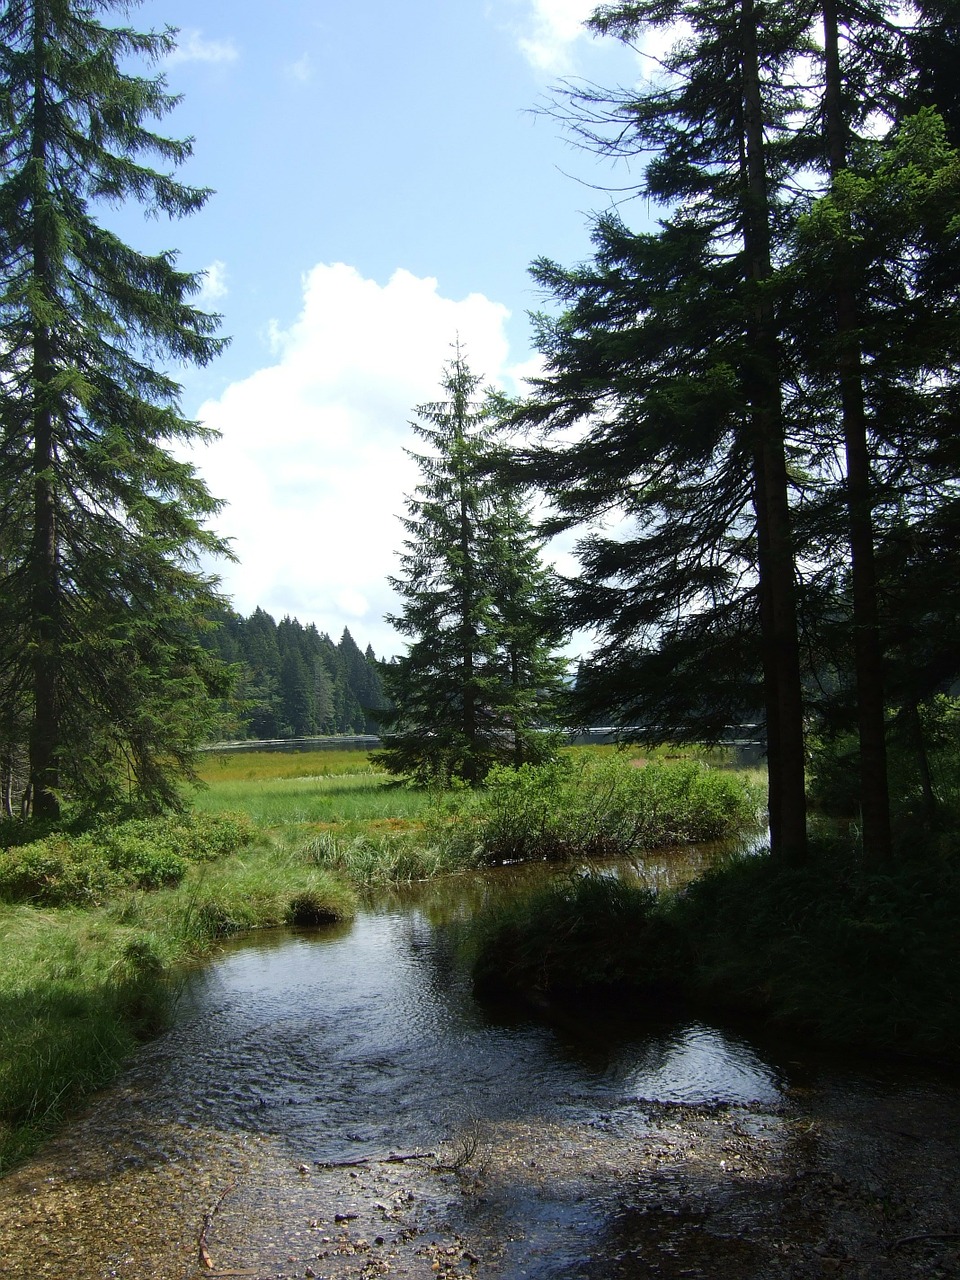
[516,1,960,860]
[0,0,230,816]
[512,0,811,861]
[377,352,566,785]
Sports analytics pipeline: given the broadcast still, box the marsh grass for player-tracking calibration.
[442,755,763,863]
[190,770,433,827]
[470,871,675,998]
[0,904,170,1171]
[194,748,384,783]
[294,828,484,886]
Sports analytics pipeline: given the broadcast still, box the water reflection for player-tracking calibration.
[163,868,782,1163]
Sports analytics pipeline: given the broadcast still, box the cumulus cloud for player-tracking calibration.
[168,29,239,65]
[517,0,598,73]
[197,260,228,305]
[191,264,522,657]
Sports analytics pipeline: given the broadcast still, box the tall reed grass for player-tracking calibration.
[440,754,763,863]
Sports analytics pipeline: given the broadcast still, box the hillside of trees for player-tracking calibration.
[198,610,388,741]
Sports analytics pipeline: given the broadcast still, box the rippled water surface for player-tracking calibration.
[157,894,783,1164]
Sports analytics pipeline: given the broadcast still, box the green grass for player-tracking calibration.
[440,754,764,863]
[190,771,433,826]
[290,828,486,887]
[0,742,766,1173]
[194,747,386,784]
[0,820,356,1174]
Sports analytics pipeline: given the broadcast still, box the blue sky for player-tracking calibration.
[125,0,648,656]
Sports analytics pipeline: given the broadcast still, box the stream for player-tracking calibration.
[2,854,960,1279]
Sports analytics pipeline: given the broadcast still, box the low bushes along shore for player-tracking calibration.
[469,838,960,1060]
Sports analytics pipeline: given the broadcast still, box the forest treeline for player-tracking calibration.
[198,610,388,741]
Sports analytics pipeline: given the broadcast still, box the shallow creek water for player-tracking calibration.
[2,854,960,1280]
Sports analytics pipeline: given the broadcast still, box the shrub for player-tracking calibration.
[439,754,761,864]
[0,812,254,906]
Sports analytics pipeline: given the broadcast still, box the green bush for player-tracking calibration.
[0,839,121,906]
[0,812,254,906]
[667,837,960,1052]
[439,754,761,863]
[468,833,960,1058]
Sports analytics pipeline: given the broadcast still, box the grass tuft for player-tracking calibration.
[441,754,763,863]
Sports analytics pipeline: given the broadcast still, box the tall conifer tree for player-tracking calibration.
[0,0,230,816]
[513,0,811,862]
[377,352,566,784]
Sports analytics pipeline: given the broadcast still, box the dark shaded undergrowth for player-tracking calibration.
[470,838,960,1061]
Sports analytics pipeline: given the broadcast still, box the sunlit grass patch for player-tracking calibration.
[0,829,356,1173]
[442,755,764,863]
[288,828,483,886]
[124,840,357,943]
[190,771,436,826]
[193,747,383,784]
[0,904,170,1172]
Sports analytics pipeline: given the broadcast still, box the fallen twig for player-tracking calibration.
[891,1231,960,1251]
[198,1178,239,1270]
[315,1150,435,1169]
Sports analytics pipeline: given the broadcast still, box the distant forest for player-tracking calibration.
[199,609,388,741]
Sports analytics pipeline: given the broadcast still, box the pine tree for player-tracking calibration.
[486,486,568,766]
[0,1,230,816]
[377,352,566,784]
[338,627,386,733]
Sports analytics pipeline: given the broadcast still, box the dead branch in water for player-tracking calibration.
[198,1177,239,1270]
[314,1150,435,1169]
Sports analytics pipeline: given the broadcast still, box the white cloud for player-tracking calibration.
[191,263,523,657]
[197,260,228,305]
[168,29,239,65]
[517,0,598,73]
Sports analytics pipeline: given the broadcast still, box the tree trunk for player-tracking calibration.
[28,12,61,821]
[456,414,479,785]
[822,0,892,863]
[740,0,808,864]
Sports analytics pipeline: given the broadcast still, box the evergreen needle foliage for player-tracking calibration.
[0,0,232,819]
[505,0,960,866]
[377,349,567,785]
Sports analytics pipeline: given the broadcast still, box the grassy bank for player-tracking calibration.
[469,839,960,1060]
[0,812,355,1173]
